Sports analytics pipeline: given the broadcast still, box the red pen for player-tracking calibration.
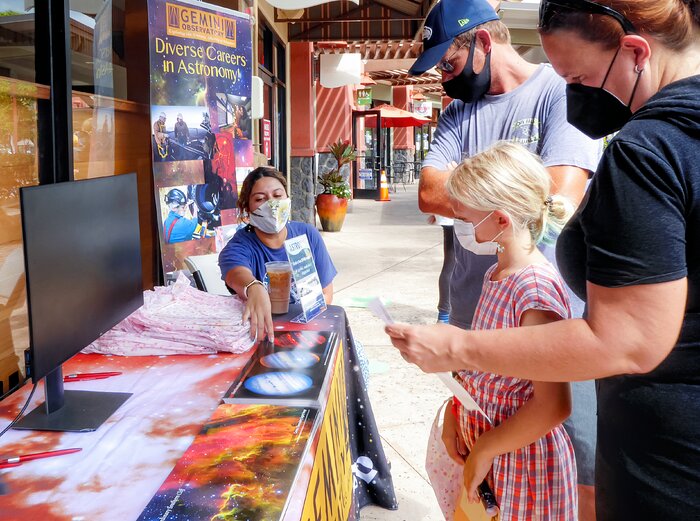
[63,372,122,382]
[0,448,82,469]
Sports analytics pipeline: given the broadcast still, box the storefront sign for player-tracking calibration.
[356,88,372,106]
[285,234,326,323]
[262,118,271,159]
[147,0,253,276]
[358,168,373,180]
[413,100,431,118]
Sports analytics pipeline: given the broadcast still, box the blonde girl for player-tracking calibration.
[431,141,577,520]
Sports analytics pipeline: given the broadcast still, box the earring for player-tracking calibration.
[634,64,644,74]
[496,243,504,254]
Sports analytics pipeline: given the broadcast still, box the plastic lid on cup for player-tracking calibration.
[265,261,291,272]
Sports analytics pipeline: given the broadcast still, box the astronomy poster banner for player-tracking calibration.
[147,0,253,277]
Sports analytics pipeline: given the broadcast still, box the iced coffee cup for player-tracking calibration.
[265,261,293,314]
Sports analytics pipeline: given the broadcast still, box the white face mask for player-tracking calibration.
[453,212,504,255]
[249,198,291,234]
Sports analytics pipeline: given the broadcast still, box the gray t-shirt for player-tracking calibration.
[424,64,602,329]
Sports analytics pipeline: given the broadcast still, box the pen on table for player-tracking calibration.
[63,372,121,382]
[0,448,82,469]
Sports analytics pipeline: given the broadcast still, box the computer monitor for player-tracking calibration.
[14,173,144,432]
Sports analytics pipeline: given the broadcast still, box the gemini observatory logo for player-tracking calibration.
[166,2,236,47]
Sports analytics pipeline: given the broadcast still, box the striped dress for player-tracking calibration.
[457,263,577,521]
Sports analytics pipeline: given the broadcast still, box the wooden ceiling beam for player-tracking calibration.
[290,4,367,40]
[363,58,417,72]
[371,0,422,16]
[282,14,423,23]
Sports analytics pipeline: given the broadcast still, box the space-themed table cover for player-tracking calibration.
[0,305,396,520]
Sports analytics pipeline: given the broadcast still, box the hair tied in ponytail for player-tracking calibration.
[544,195,554,211]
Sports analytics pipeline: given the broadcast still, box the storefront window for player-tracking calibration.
[69,1,151,182]
[67,0,156,292]
[257,19,286,172]
[0,4,42,395]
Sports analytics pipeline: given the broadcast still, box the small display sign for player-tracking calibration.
[262,118,272,159]
[356,88,372,106]
[285,235,326,323]
[413,100,431,118]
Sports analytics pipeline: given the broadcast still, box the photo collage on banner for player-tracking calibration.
[147,0,253,276]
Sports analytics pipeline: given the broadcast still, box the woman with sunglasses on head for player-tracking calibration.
[387,1,700,518]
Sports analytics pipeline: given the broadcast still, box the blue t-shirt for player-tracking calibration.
[163,210,198,243]
[218,221,337,302]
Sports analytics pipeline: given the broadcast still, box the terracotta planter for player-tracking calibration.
[316,193,348,232]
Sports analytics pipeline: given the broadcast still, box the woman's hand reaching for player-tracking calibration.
[242,283,274,343]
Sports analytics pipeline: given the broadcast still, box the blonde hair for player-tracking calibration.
[445,141,574,248]
[453,20,511,47]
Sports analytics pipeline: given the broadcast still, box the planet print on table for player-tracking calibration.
[260,351,320,369]
[243,372,313,396]
[275,331,327,349]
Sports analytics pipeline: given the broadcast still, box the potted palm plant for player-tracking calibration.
[316,138,355,232]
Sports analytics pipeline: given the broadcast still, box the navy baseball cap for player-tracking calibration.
[409,0,500,75]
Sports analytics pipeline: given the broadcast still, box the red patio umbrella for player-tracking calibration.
[364,104,430,128]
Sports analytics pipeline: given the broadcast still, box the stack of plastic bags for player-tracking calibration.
[83,274,254,356]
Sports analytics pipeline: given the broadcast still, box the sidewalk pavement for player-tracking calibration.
[320,184,451,521]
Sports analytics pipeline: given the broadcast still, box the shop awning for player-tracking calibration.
[363,104,430,128]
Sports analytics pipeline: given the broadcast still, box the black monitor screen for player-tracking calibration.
[20,173,144,382]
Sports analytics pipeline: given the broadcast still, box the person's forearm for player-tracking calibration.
[451,318,654,382]
[322,283,333,304]
[225,266,258,298]
[458,280,686,381]
[418,167,455,217]
[473,392,570,459]
[546,165,589,207]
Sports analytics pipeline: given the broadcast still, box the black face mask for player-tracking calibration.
[565,48,642,139]
[442,41,492,104]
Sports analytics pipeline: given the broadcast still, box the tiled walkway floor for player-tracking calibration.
[321,185,449,520]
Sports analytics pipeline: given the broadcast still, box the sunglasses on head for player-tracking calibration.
[539,0,636,34]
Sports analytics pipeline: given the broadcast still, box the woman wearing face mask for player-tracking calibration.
[219,166,337,343]
[386,0,700,518]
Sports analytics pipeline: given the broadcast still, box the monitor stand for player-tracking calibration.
[13,367,132,432]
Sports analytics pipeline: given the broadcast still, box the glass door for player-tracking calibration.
[351,110,380,199]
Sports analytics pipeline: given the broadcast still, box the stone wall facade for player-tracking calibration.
[290,153,352,224]
[290,156,315,224]
[317,152,351,185]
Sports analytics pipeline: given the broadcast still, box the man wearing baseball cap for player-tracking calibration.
[411,1,601,520]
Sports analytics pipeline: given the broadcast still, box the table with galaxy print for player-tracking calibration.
[0,304,397,520]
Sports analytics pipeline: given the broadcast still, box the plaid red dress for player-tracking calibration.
[457,262,577,521]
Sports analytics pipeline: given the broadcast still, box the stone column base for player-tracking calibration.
[290,156,316,224]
